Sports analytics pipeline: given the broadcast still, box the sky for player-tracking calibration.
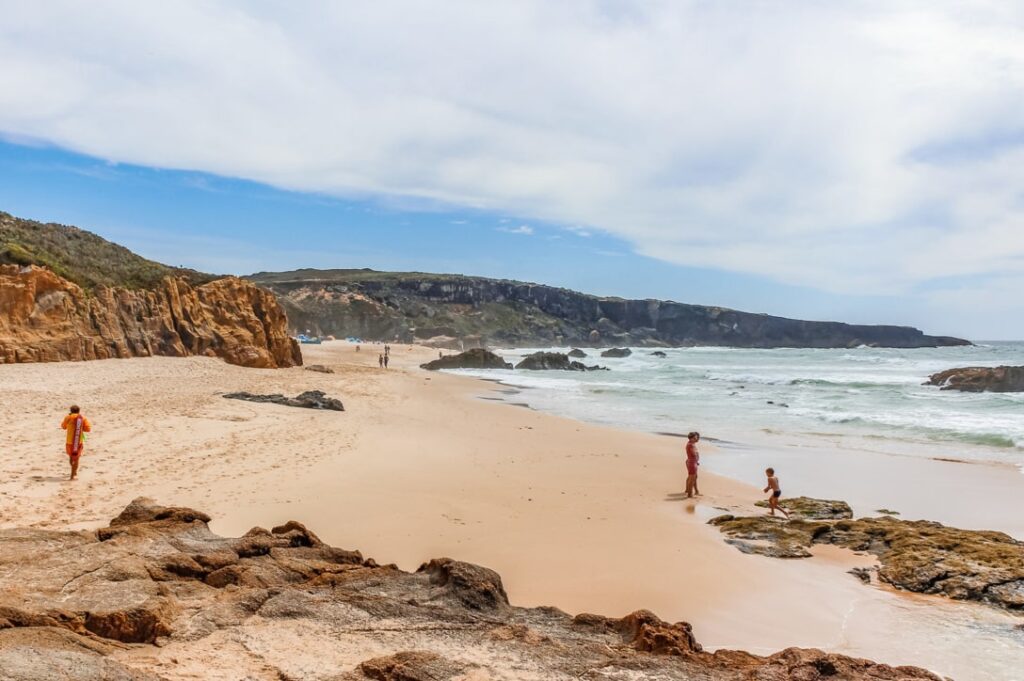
[1,1,1022,339]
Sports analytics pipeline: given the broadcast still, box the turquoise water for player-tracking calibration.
[454,342,1024,464]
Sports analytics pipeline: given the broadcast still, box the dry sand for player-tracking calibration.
[1,342,1021,679]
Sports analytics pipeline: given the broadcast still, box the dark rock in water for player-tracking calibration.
[650,350,667,358]
[515,351,604,371]
[712,498,1024,611]
[304,364,334,374]
[926,365,1024,392]
[224,390,344,411]
[601,347,632,358]
[420,348,513,370]
[568,348,587,358]
[0,498,942,680]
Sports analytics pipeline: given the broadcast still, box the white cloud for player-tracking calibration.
[497,224,534,235]
[1,1,1023,305]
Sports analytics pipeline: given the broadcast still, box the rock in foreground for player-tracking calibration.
[926,365,1024,392]
[224,389,344,411]
[420,348,513,370]
[711,499,1024,610]
[0,499,940,680]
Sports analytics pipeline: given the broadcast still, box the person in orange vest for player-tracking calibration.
[60,405,92,481]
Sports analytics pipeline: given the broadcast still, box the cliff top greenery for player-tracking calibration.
[248,268,578,292]
[0,211,214,291]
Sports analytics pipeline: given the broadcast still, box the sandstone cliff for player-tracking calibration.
[0,498,940,680]
[250,269,970,349]
[0,265,301,368]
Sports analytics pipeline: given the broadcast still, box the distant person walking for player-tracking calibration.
[685,431,700,498]
[383,353,390,369]
[763,467,790,518]
[378,354,384,369]
[60,405,91,481]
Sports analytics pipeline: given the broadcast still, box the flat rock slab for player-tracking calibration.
[711,498,1024,611]
[223,390,344,411]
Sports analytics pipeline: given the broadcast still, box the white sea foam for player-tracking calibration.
[455,342,1024,464]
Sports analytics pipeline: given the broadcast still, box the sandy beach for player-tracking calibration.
[1,342,1021,680]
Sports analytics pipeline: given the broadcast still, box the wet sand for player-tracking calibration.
[1,342,1021,679]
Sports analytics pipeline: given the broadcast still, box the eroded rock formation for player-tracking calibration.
[601,347,632,358]
[420,348,513,370]
[926,365,1024,392]
[0,265,301,368]
[0,499,940,680]
[711,498,1024,610]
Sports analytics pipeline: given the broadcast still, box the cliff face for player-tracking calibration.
[251,269,970,349]
[0,265,301,368]
[0,498,940,680]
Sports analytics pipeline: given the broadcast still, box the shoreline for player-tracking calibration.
[1,342,1022,679]
[456,368,1024,540]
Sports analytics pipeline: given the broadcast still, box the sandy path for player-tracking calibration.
[1,343,1020,679]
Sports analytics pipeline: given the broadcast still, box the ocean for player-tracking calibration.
[450,341,1024,466]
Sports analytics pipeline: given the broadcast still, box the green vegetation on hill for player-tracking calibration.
[0,211,214,290]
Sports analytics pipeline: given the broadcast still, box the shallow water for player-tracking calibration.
[454,342,1024,462]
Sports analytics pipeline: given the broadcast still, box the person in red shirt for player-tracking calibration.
[60,405,92,481]
[685,431,700,498]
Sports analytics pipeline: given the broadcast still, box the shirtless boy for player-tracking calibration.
[763,467,789,518]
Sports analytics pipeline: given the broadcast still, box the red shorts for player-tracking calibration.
[66,443,84,459]
[686,461,698,475]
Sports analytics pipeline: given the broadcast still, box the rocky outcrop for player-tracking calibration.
[0,499,940,680]
[651,350,668,358]
[420,348,513,370]
[601,347,632,358]
[711,499,1024,610]
[568,348,587,358]
[0,265,301,368]
[514,352,606,371]
[223,390,344,411]
[926,365,1024,392]
[249,269,970,349]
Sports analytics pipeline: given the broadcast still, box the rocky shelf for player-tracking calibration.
[0,499,941,680]
[710,497,1024,611]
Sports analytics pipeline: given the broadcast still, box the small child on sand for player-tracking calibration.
[763,467,789,518]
